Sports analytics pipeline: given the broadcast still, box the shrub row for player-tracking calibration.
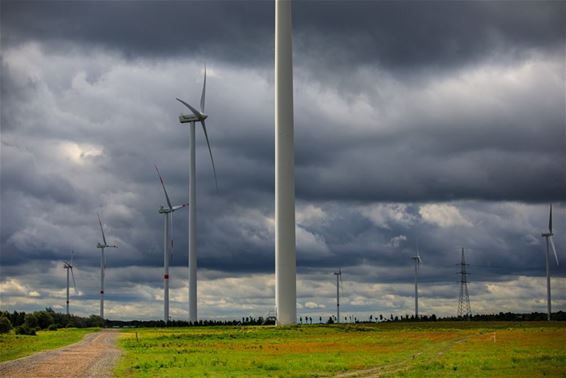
[0,308,104,335]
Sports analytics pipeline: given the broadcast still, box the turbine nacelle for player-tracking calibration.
[158,204,187,214]
[159,206,171,214]
[179,112,208,124]
[97,242,117,249]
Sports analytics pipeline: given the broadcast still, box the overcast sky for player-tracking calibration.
[1,0,565,321]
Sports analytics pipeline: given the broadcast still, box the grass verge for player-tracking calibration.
[0,327,99,363]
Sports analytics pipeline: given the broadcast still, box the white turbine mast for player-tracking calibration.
[275,0,297,326]
[63,251,78,316]
[155,165,188,324]
[541,204,560,321]
[334,268,342,323]
[96,214,117,320]
[176,65,217,322]
[411,241,422,319]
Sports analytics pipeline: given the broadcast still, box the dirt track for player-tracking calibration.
[0,329,121,378]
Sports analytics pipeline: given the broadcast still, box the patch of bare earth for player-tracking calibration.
[0,329,121,378]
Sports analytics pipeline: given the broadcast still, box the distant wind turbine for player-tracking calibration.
[411,244,422,319]
[541,204,560,321]
[155,165,188,324]
[96,214,117,320]
[334,268,342,323]
[63,251,78,316]
[176,66,217,322]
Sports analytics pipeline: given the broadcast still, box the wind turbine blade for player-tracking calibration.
[155,165,173,210]
[172,203,188,211]
[200,119,218,190]
[549,236,559,266]
[97,214,107,245]
[549,204,553,233]
[71,267,78,294]
[200,65,206,113]
[176,98,202,118]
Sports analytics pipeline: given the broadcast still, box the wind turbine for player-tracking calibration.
[96,214,117,320]
[275,0,296,326]
[155,165,188,323]
[176,66,217,322]
[541,204,560,321]
[411,244,422,319]
[333,268,342,323]
[63,252,77,316]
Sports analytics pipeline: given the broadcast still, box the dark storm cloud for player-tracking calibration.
[1,0,565,319]
[2,1,563,70]
[294,1,565,70]
[1,0,274,64]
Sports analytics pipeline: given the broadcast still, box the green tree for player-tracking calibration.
[24,313,39,329]
[35,311,55,329]
[0,316,12,333]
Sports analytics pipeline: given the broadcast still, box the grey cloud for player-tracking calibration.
[1,1,565,320]
[2,1,563,72]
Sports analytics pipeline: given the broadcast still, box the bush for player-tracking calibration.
[0,316,12,333]
[15,324,37,336]
[86,315,105,328]
[24,313,39,329]
[35,311,55,330]
[47,324,58,331]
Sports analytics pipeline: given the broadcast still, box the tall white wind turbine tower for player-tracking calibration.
[334,268,342,323]
[275,0,296,325]
[63,252,77,316]
[411,245,422,319]
[541,204,560,321]
[176,66,217,322]
[96,214,117,320]
[155,165,188,323]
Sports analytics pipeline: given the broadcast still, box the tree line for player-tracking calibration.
[0,308,104,335]
[1,309,563,334]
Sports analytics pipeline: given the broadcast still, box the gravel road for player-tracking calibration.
[0,329,122,378]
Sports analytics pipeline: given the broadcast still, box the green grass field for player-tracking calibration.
[0,327,99,363]
[115,322,566,377]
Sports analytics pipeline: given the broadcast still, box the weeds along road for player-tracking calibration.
[0,329,121,378]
